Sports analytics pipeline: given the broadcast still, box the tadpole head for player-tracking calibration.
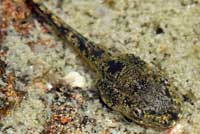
[97,54,182,129]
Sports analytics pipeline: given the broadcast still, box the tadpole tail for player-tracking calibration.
[26,0,109,73]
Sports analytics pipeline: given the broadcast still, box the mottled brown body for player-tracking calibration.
[26,0,182,130]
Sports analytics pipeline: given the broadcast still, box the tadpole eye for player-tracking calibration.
[132,108,143,118]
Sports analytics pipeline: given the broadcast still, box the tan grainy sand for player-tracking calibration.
[0,0,200,134]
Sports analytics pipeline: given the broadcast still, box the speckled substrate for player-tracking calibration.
[0,0,200,134]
